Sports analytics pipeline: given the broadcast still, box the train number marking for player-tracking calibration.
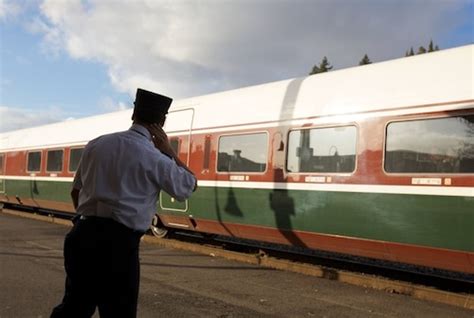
[411,178,442,186]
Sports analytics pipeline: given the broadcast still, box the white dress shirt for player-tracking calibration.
[72,124,196,232]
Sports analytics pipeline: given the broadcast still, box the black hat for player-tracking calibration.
[133,88,172,123]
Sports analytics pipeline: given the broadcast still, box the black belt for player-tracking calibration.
[79,215,101,221]
[76,215,145,236]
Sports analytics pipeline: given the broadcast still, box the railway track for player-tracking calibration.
[1,204,473,310]
[171,231,474,288]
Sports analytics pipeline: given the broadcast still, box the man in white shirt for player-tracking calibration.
[51,89,197,318]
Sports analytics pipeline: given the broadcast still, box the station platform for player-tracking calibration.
[0,212,472,318]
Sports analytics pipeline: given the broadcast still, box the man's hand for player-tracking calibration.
[146,123,174,157]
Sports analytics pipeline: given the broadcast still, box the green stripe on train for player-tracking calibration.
[3,179,473,252]
[4,179,71,203]
[163,186,474,252]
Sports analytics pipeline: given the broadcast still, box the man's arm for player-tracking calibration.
[71,188,80,210]
[70,187,81,225]
[71,158,83,210]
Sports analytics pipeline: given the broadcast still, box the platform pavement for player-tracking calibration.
[0,212,472,318]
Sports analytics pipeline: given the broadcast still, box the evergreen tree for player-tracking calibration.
[428,40,435,52]
[428,40,440,52]
[405,41,439,58]
[359,54,372,65]
[417,46,427,54]
[309,65,321,75]
[309,56,333,75]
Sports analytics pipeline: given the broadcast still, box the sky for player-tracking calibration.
[0,0,472,133]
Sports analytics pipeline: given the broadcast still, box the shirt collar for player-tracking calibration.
[130,124,152,141]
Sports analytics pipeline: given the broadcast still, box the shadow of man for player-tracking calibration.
[225,187,243,217]
[269,168,306,247]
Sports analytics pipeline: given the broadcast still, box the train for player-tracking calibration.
[1,44,473,275]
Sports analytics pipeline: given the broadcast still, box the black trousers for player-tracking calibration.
[51,217,143,318]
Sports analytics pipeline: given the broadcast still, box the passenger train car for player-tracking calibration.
[1,45,473,274]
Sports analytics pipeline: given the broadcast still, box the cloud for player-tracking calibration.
[98,96,131,113]
[0,0,21,21]
[31,0,471,99]
[0,105,71,132]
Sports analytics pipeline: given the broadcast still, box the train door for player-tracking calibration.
[159,108,194,212]
[0,153,5,195]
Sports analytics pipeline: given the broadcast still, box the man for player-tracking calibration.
[51,88,197,318]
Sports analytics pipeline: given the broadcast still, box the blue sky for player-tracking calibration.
[2,19,129,115]
[0,0,473,132]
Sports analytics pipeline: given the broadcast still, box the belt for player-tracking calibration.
[79,215,100,221]
[77,215,146,235]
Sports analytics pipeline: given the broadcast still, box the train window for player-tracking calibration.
[27,151,41,172]
[47,150,64,172]
[217,133,268,173]
[287,126,357,173]
[69,148,84,172]
[0,154,4,174]
[385,115,474,173]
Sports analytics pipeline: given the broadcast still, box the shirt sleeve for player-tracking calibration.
[153,152,196,202]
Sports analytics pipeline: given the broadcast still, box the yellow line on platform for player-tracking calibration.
[2,208,472,310]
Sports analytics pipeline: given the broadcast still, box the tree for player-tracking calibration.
[359,54,372,65]
[405,47,415,56]
[428,40,435,52]
[417,46,427,54]
[405,41,440,58]
[428,40,440,52]
[309,56,333,75]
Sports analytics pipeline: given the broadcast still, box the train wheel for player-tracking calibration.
[150,214,169,238]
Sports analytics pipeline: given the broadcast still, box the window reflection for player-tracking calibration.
[47,150,63,172]
[69,148,84,172]
[27,152,41,172]
[287,126,357,173]
[217,133,267,172]
[385,115,474,173]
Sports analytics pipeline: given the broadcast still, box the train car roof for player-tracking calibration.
[1,44,473,151]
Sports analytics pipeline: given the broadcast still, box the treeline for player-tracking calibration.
[309,40,440,75]
[404,40,439,56]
